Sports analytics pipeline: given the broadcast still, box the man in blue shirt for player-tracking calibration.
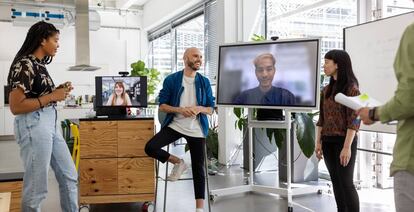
[233,53,295,105]
[145,47,215,212]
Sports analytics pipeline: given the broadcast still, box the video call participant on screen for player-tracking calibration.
[232,53,295,105]
[106,81,132,106]
[145,47,215,212]
[315,49,361,212]
[357,19,414,212]
[7,21,78,211]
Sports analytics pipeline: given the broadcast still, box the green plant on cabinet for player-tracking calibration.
[130,60,161,103]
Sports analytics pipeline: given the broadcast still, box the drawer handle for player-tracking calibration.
[91,180,96,184]
[89,168,93,171]
[94,189,99,192]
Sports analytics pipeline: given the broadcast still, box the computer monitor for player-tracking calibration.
[95,76,147,116]
[216,38,320,111]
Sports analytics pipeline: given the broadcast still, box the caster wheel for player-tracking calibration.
[317,189,323,195]
[209,194,216,202]
[288,206,293,212]
[142,201,154,212]
[79,204,90,212]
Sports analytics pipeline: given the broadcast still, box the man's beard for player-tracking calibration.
[187,60,201,71]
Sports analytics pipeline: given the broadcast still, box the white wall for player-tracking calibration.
[0,8,142,97]
[142,0,202,31]
[0,7,142,135]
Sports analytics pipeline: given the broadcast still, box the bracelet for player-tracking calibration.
[37,98,44,109]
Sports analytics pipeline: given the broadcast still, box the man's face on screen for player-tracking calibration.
[255,58,276,89]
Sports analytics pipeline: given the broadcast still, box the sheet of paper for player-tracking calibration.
[334,93,382,110]
[0,192,11,212]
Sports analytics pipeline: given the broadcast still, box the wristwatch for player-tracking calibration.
[368,107,379,122]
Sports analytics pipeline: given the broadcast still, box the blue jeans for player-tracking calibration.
[14,106,78,212]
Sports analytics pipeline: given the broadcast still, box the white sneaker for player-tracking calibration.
[167,159,188,181]
[195,209,204,212]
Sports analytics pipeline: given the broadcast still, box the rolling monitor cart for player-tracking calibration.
[213,38,323,211]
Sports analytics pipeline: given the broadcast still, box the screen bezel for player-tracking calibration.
[215,38,321,111]
[95,76,148,108]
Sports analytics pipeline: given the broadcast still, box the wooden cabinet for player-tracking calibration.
[0,181,22,212]
[79,118,155,204]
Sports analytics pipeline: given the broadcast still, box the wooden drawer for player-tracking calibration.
[80,121,118,158]
[118,158,155,194]
[118,120,154,157]
[79,159,118,196]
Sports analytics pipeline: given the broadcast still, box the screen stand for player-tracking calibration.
[96,107,127,118]
[209,108,323,211]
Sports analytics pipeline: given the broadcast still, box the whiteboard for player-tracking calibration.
[344,12,414,134]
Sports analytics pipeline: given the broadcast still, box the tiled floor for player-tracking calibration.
[0,139,395,212]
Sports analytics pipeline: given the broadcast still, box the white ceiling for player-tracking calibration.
[4,0,150,10]
[89,0,150,9]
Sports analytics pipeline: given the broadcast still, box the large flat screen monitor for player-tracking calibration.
[216,38,320,110]
[95,76,147,108]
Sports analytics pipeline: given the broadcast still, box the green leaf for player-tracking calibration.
[206,128,219,159]
[266,128,274,143]
[273,129,285,149]
[185,143,190,152]
[295,113,315,158]
[237,120,243,131]
[251,34,266,41]
[233,107,242,118]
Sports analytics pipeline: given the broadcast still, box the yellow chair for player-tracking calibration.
[70,123,80,171]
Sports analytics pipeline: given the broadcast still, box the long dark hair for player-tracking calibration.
[10,21,59,68]
[324,49,359,98]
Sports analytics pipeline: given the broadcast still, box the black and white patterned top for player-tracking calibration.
[7,54,57,106]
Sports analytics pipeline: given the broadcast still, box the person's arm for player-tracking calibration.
[316,90,324,128]
[106,94,114,106]
[160,104,195,117]
[9,87,66,115]
[200,78,215,115]
[340,129,357,167]
[8,60,68,115]
[233,94,243,104]
[288,92,296,104]
[158,75,196,117]
[315,126,323,160]
[340,86,360,166]
[195,106,213,115]
[315,90,325,160]
[125,94,132,106]
[377,25,414,122]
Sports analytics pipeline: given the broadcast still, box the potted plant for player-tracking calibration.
[130,60,161,104]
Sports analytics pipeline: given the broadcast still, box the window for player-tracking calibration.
[148,13,206,98]
[175,15,205,72]
[382,0,414,17]
[266,0,357,69]
[149,33,172,98]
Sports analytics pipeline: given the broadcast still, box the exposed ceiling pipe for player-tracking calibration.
[0,0,75,10]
